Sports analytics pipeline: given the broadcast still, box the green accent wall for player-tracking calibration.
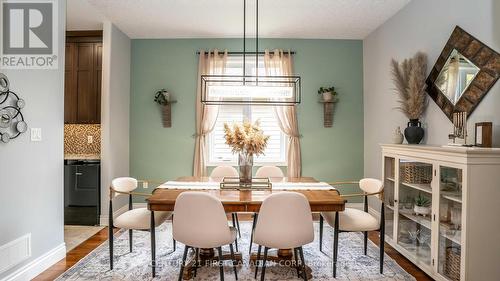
[130,39,364,199]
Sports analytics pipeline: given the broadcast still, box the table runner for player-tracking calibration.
[159,181,335,190]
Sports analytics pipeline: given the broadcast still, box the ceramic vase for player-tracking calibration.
[322,92,334,102]
[405,119,425,144]
[393,126,404,144]
[414,205,431,216]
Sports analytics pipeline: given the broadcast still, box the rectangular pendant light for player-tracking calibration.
[201,75,301,105]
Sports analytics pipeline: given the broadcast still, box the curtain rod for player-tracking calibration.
[196,51,296,55]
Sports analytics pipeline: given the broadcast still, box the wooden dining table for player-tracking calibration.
[146,176,346,279]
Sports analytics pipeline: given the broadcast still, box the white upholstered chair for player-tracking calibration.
[173,192,239,281]
[255,165,284,178]
[320,178,385,277]
[210,166,242,248]
[210,165,238,179]
[249,166,285,255]
[253,192,314,281]
[108,177,173,277]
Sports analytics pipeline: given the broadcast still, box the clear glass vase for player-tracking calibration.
[238,152,253,184]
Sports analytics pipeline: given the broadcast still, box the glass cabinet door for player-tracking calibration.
[397,159,433,265]
[383,156,395,240]
[437,166,463,281]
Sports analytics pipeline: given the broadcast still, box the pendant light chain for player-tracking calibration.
[256,0,259,84]
[243,0,246,81]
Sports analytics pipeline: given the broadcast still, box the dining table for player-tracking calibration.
[146,176,346,279]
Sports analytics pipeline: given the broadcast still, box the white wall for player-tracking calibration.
[363,0,500,182]
[0,1,66,280]
[100,21,131,223]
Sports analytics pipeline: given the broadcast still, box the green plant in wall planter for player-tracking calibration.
[154,89,174,128]
[414,193,431,217]
[318,86,338,102]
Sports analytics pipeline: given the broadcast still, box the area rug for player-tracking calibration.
[57,222,415,280]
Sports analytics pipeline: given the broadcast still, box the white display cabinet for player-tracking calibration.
[381,144,500,281]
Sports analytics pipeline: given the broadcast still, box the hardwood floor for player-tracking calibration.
[33,228,119,281]
[34,218,432,281]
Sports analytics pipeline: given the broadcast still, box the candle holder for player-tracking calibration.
[448,112,471,146]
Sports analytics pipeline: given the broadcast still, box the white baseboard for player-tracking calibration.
[1,243,66,281]
[99,203,148,226]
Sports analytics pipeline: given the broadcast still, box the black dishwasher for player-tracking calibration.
[64,159,100,225]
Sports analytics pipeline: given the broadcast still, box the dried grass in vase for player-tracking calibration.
[223,120,270,157]
[391,52,428,120]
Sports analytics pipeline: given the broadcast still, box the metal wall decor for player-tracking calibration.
[426,26,500,121]
[200,0,301,105]
[0,73,27,143]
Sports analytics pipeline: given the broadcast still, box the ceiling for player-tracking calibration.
[67,0,411,39]
[66,0,106,31]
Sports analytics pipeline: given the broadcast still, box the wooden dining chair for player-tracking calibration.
[253,192,314,281]
[108,177,173,277]
[319,178,385,277]
[210,165,242,250]
[173,192,239,281]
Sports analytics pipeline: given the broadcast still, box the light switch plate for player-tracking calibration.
[30,128,42,142]
[87,135,93,144]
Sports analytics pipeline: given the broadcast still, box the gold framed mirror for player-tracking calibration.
[426,26,500,121]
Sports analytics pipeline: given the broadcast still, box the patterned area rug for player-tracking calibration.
[57,222,415,280]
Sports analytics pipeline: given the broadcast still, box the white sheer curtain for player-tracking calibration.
[264,49,302,178]
[193,49,228,177]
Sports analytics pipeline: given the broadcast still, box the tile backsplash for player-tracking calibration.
[64,124,101,155]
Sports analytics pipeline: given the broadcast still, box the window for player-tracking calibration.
[207,55,287,166]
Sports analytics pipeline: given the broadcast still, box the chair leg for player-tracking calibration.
[108,226,113,270]
[380,232,385,274]
[129,229,133,253]
[249,213,258,255]
[171,213,176,252]
[235,235,239,252]
[319,214,324,252]
[194,248,199,277]
[293,248,300,278]
[260,247,269,281]
[231,213,237,229]
[178,246,189,281]
[380,204,386,274]
[235,213,241,238]
[217,246,225,281]
[363,231,368,255]
[333,212,339,278]
[150,211,156,277]
[231,213,239,252]
[255,245,262,279]
[299,247,308,281]
[108,200,113,270]
[229,243,238,280]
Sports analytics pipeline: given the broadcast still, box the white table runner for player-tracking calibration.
[159,181,335,191]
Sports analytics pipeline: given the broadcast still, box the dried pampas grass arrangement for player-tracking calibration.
[391,52,428,120]
[223,120,270,157]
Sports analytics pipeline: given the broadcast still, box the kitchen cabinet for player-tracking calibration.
[65,32,102,124]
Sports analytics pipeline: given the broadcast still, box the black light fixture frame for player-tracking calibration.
[201,75,301,106]
[200,0,301,106]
